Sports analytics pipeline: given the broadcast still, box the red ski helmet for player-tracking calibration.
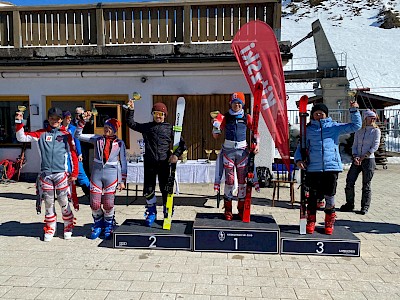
[152,102,168,117]
[230,92,245,106]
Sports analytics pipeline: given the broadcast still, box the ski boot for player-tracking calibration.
[306,212,316,234]
[104,217,114,240]
[145,205,157,227]
[90,216,104,240]
[223,200,233,221]
[324,208,336,235]
[62,212,75,240]
[237,200,244,220]
[44,214,57,242]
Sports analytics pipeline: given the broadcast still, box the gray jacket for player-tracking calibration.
[352,126,381,158]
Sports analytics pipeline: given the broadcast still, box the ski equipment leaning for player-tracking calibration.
[299,95,309,234]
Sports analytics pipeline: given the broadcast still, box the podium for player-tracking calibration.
[280,225,360,257]
[113,219,193,250]
[193,213,279,254]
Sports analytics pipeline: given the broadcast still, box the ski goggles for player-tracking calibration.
[152,111,165,117]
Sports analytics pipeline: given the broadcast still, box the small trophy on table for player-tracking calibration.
[181,150,188,163]
[214,149,220,157]
[205,149,212,163]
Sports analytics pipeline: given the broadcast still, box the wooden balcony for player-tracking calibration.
[0,1,286,67]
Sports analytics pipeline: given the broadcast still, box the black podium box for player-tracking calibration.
[113,219,193,250]
[193,213,279,254]
[280,225,360,257]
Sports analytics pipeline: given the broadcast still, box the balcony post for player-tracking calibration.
[96,8,105,46]
[183,5,191,44]
[12,10,22,48]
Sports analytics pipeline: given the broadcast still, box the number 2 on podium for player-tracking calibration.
[149,236,157,248]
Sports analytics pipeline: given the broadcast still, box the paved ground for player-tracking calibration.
[0,164,399,300]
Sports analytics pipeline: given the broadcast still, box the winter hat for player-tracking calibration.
[104,118,121,133]
[230,92,245,106]
[152,102,168,117]
[47,107,63,119]
[363,109,376,120]
[311,103,329,117]
[62,111,72,118]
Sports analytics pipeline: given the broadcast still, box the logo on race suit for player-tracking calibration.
[218,231,226,242]
[45,136,52,142]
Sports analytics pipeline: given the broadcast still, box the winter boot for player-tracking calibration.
[237,200,245,220]
[223,200,233,221]
[62,211,75,240]
[340,203,354,212]
[306,212,316,234]
[145,205,157,227]
[104,217,114,240]
[324,209,336,235]
[44,214,57,242]
[90,216,104,240]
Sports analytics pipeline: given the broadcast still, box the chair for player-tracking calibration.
[271,158,297,207]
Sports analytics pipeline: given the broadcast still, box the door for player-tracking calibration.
[153,94,251,160]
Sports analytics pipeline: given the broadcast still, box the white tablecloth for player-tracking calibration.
[127,160,216,184]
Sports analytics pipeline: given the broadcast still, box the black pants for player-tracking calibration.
[345,158,375,209]
[306,171,339,214]
[143,159,170,205]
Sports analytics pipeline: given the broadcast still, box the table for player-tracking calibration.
[125,160,217,204]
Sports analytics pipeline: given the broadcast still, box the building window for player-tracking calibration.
[0,96,30,146]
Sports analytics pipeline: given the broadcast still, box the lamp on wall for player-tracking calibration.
[30,104,39,115]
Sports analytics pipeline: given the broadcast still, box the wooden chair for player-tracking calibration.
[271,158,297,207]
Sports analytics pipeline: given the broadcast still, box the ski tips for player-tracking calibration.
[299,95,309,112]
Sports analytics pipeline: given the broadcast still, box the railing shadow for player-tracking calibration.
[335,219,400,234]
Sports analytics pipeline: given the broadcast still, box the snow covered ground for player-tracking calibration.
[281,0,400,110]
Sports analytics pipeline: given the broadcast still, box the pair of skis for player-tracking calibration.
[242,81,263,223]
[299,95,309,235]
[163,97,185,230]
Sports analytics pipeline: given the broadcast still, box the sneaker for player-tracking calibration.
[64,222,74,240]
[340,203,354,212]
[360,207,368,215]
[44,224,56,242]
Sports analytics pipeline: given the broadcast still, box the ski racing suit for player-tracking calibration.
[76,129,127,233]
[15,122,79,238]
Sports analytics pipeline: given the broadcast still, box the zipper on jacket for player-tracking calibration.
[320,121,325,170]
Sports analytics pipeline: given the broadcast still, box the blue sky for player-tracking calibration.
[9,0,156,5]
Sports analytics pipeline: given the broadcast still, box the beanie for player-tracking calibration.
[47,107,63,119]
[152,102,168,117]
[230,92,245,106]
[104,118,121,133]
[62,111,72,118]
[363,109,376,120]
[310,103,329,118]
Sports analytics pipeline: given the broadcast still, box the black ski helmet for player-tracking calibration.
[47,107,63,119]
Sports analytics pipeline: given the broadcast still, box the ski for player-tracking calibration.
[163,97,186,230]
[242,81,263,223]
[299,95,309,235]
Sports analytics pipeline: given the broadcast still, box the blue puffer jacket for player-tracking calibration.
[294,108,362,172]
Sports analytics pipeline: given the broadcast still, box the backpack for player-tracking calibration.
[0,159,17,181]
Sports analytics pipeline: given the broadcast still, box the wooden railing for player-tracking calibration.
[0,0,281,48]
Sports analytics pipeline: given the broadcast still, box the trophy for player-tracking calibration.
[18,105,27,114]
[347,90,357,103]
[205,149,212,163]
[210,110,222,134]
[91,107,98,116]
[123,92,141,110]
[181,150,188,163]
[214,149,220,157]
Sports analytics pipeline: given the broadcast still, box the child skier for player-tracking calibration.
[125,100,186,227]
[212,92,259,221]
[294,102,361,235]
[15,107,79,242]
[76,117,127,239]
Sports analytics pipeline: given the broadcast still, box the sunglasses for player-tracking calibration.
[152,111,165,117]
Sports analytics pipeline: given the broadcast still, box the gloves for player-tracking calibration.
[214,183,220,193]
